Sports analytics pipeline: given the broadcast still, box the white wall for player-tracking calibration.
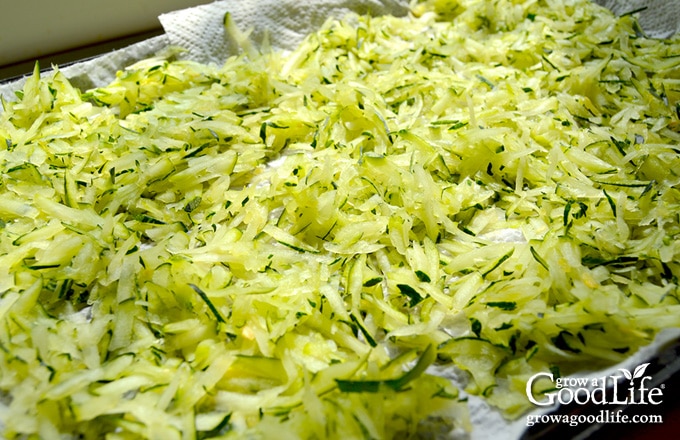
[0,0,212,67]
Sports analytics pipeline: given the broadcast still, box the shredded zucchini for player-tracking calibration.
[1,0,680,438]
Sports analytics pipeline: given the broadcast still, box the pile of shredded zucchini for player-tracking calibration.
[1,0,680,438]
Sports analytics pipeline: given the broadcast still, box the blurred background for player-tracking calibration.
[0,0,211,80]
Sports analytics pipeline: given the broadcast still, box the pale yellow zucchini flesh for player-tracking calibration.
[0,0,679,438]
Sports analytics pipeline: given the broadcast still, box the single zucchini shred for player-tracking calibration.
[1,0,680,438]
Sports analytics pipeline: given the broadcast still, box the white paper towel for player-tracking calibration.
[595,0,680,39]
[157,0,680,66]
[0,35,170,103]
[158,0,410,64]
